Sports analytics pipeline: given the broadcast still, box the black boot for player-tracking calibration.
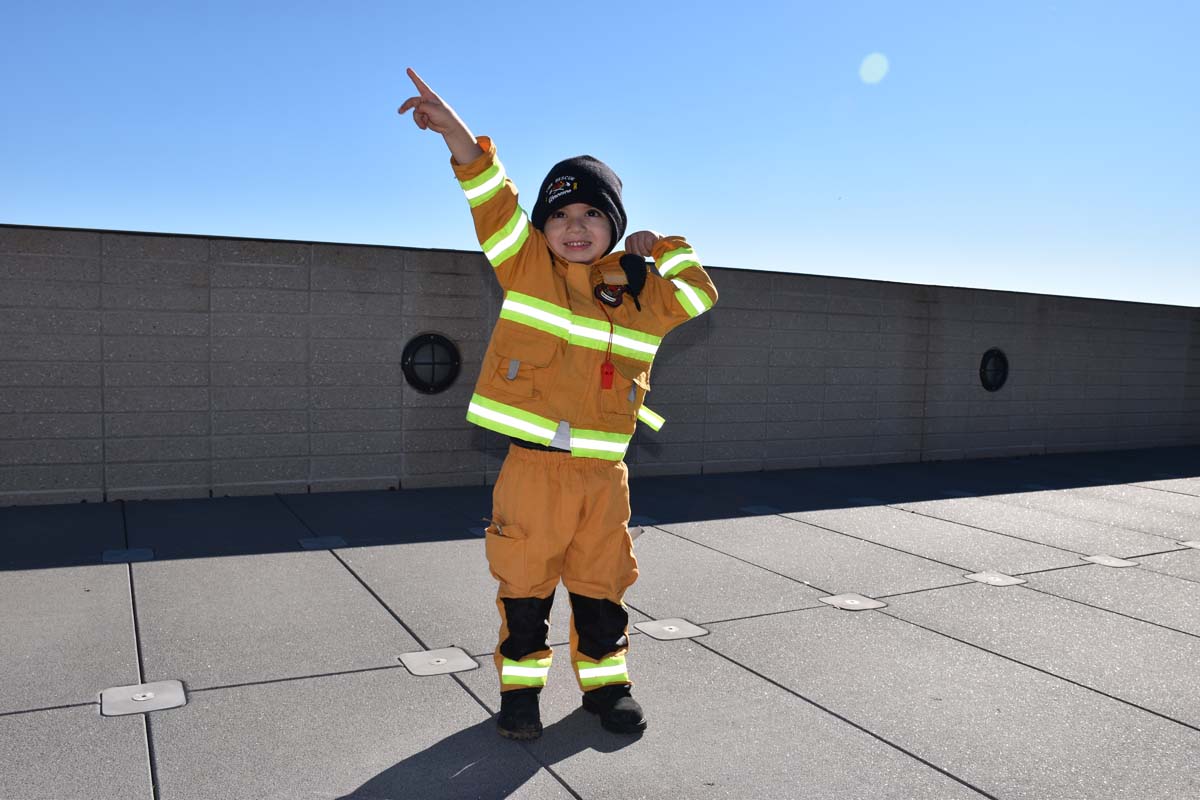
[497,688,542,740]
[582,684,647,734]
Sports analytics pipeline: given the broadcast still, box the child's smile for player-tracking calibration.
[543,203,612,263]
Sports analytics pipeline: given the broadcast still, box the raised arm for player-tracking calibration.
[397,68,483,165]
[623,230,717,332]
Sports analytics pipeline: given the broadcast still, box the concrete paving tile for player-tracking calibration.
[1132,477,1200,497]
[629,471,790,524]
[624,526,826,622]
[341,539,647,658]
[894,496,1170,558]
[789,505,1079,574]
[0,705,151,800]
[660,514,967,597]
[125,494,310,558]
[133,551,420,688]
[1068,483,1200,520]
[705,608,1200,800]
[1136,549,1200,583]
[0,565,139,713]
[457,635,981,800]
[1005,563,1200,638]
[985,488,1194,540]
[149,670,572,800]
[0,501,125,570]
[281,485,491,546]
[884,582,1200,728]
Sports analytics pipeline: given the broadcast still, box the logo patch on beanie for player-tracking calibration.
[546,175,577,205]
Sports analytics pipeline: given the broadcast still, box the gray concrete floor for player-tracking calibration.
[2,447,1199,800]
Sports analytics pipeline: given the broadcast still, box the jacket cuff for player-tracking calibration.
[451,135,496,180]
[650,235,689,261]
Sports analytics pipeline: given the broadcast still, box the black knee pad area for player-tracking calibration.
[569,593,629,660]
[499,595,555,661]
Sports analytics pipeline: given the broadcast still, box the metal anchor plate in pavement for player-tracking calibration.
[398,647,478,676]
[819,593,887,611]
[634,618,708,640]
[101,680,186,716]
[965,571,1028,587]
[1082,554,1139,568]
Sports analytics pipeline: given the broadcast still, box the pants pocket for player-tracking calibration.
[485,522,530,594]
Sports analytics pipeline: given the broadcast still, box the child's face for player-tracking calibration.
[542,203,612,264]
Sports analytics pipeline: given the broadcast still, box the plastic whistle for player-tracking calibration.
[601,361,614,389]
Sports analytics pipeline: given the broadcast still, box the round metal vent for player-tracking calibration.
[401,333,461,395]
[979,348,1009,392]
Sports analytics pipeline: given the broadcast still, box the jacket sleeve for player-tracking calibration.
[641,236,718,334]
[450,136,538,289]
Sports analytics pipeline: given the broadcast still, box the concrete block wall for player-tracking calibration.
[2,223,1197,505]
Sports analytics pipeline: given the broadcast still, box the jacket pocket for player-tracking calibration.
[485,522,529,592]
[600,362,650,420]
[490,333,559,399]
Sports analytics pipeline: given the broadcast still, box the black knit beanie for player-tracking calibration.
[530,155,626,255]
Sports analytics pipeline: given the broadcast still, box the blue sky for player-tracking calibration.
[2,1,1197,306]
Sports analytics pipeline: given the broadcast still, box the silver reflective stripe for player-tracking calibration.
[577,664,628,679]
[506,359,520,380]
[503,665,550,678]
[569,323,658,357]
[463,166,506,202]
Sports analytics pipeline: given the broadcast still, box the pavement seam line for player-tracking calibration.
[689,637,1000,800]
[649,525,836,595]
[886,504,1091,557]
[878,610,1200,735]
[954,491,1191,543]
[1018,585,1200,641]
[327,548,430,651]
[187,663,410,694]
[0,702,99,718]
[785,513,980,572]
[144,712,162,800]
[1128,482,1200,499]
[446,672,587,800]
[125,547,163,800]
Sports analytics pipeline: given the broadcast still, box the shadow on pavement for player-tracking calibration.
[2,446,1197,572]
[337,711,638,800]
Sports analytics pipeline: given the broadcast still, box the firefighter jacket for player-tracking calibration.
[452,137,718,461]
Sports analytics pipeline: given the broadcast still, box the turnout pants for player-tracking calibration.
[486,443,638,694]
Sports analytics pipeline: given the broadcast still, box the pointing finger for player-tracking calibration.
[406,67,438,99]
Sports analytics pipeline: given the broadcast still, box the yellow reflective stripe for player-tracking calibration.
[483,210,530,268]
[500,294,573,339]
[672,278,713,319]
[656,247,701,279]
[467,395,557,443]
[570,429,630,460]
[501,656,552,679]
[577,656,629,686]
[461,162,507,207]
[578,664,627,678]
[569,322,659,360]
[637,405,665,431]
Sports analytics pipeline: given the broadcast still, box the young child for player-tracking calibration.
[399,68,717,739]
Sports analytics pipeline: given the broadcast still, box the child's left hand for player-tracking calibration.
[624,230,663,257]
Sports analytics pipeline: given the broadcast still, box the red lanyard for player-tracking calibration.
[595,299,615,389]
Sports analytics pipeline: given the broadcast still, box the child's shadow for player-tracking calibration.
[337,706,641,800]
